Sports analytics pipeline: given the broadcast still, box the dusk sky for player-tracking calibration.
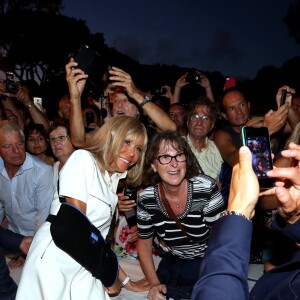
[62,0,300,79]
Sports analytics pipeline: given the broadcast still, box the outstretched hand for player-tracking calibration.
[228,146,259,219]
[260,142,300,224]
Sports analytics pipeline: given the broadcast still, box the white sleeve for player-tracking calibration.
[59,150,96,204]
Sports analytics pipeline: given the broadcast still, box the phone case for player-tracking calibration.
[241,126,274,190]
[74,45,108,89]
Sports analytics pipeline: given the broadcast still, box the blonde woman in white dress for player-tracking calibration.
[17,56,148,300]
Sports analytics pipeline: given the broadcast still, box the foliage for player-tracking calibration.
[285,0,300,43]
[0,9,99,82]
[0,0,63,14]
[0,3,299,120]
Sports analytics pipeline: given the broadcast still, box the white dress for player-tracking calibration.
[16,150,126,300]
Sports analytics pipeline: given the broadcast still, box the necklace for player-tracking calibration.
[160,183,185,209]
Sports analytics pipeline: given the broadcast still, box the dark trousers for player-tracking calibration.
[157,252,202,300]
[0,247,17,300]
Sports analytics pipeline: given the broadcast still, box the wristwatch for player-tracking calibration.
[138,95,151,108]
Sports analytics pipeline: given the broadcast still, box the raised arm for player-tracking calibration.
[16,87,50,130]
[65,58,89,147]
[109,66,176,131]
[197,72,215,102]
[192,146,259,300]
[275,86,299,133]
[1,97,25,129]
[171,73,189,105]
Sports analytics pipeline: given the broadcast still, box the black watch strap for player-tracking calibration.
[138,95,151,108]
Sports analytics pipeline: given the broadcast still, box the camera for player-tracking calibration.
[186,70,200,84]
[4,72,19,94]
[150,87,167,96]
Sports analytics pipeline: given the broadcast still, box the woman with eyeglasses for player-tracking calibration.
[137,130,225,300]
[47,119,75,173]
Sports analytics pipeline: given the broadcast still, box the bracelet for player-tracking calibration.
[221,211,252,222]
[26,102,33,109]
[121,275,130,287]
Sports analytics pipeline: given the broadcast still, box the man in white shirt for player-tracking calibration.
[0,121,54,237]
[185,97,223,180]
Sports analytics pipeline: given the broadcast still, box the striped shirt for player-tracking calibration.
[137,175,225,259]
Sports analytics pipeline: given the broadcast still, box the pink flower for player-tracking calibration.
[125,241,137,255]
[119,225,130,243]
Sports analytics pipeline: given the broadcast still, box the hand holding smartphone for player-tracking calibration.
[280,89,287,107]
[123,185,137,227]
[241,126,274,190]
[73,45,108,89]
[33,97,43,112]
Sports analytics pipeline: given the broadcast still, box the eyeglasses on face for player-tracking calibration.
[190,114,211,122]
[49,135,69,143]
[156,152,187,165]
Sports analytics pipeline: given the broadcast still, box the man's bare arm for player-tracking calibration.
[213,130,240,167]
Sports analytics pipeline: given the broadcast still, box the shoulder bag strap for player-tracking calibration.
[158,183,191,240]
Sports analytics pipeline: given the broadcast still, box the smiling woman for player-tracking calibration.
[136,130,226,300]
[16,116,148,300]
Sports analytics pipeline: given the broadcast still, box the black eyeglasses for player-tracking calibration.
[156,152,187,165]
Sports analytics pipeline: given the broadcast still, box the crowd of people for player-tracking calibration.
[0,54,300,300]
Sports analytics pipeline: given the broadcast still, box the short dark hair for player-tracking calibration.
[186,96,219,122]
[24,123,47,142]
[220,87,248,113]
[142,130,201,187]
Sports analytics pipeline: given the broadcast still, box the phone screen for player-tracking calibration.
[241,126,274,189]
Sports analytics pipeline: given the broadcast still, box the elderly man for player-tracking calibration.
[185,97,223,180]
[0,121,54,236]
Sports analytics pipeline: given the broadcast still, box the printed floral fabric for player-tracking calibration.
[114,214,159,259]
[114,215,138,259]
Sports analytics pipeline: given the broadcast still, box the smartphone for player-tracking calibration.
[74,45,108,89]
[241,126,274,190]
[123,185,137,227]
[85,112,94,126]
[224,77,237,90]
[280,89,287,106]
[33,97,43,112]
[33,97,43,106]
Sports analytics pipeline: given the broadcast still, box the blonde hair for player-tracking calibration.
[84,116,147,186]
[285,122,300,149]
